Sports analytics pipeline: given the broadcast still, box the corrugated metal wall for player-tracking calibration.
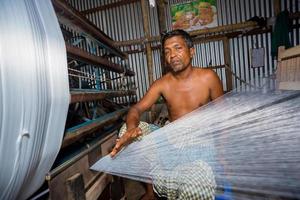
[68,0,300,97]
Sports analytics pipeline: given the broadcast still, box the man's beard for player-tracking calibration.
[170,60,187,73]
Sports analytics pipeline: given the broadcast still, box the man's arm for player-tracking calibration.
[206,69,224,100]
[126,80,163,129]
[110,79,163,157]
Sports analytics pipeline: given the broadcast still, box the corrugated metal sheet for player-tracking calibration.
[67,0,300,97]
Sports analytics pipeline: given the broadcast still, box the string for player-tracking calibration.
[92,87,300,199]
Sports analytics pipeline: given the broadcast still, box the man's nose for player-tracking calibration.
[170,49,177,58]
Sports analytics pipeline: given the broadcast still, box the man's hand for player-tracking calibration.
[110,127,142,157]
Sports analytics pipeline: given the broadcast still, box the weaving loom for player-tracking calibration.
[92,88,300,199]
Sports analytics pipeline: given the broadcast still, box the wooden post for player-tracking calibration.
[157,0,167,75]
[141,0,155,122]
[141,0,153,85]
[223,37,233,91]
[274,0,281,16]
[66,173,86,200]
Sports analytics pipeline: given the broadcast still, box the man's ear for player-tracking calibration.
[190,47,195,58]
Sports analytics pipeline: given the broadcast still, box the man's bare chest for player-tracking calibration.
[163,86,210,108]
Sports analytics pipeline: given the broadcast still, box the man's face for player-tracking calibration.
[164,36,194,73]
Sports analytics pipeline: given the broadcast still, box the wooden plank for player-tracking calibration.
[66,173,86,200]
[114,21,258,47]
[47,132,117,180]
[52,0,126,58]
[62,108,128,148]
[48,156,95,200]
[47,132,117,200]
[66,44,135,76]
[277,46,300,90]
[81,0,139,15]
[70,89,136,103]
[278,46,300,61]
[279,82,300,90]
[86,174,111,200]
[114,12,300,48]
[86,135,117,200]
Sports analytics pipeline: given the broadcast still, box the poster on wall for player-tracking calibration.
[251,48,265,68]
[171,0,218,31]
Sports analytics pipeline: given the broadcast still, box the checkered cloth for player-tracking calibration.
[119,122,216,200]
[118,121,152,140]
[152,160,216,200]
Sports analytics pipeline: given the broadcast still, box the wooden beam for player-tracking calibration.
[85,174,111,200]
[157,0,167,75]
[81,0,139,15]
[206,65,226,70]
[274,0,281,16]
[190,21,257,36]
[52,0,127,58]
[141,0,155,122]
[70,89,136,103]
[223,37,233,91]
[66,44,135,76]
[66,173,86,200]
[278,45,300,61]
[114,36,159,47]
[47,132,117,180]
[114,12,300,48]
[62,108,128,148]
[141,0,153,85]
[114,21,258,47]
[47,132,117,199]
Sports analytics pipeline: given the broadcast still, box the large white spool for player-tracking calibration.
[0,0,69,199]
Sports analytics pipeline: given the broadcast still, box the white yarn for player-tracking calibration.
[92,89,300,199]
[0,0,69,199]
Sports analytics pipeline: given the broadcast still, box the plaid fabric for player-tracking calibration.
[119,122,216,200]
[118,121,152,140]
[152,160,216,200]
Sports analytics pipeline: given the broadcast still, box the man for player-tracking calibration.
[110,29,223,199]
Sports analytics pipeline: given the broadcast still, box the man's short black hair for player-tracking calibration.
[161,29,194,49]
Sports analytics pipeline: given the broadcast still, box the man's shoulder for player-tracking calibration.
[151,74,170,88]
[193,67,216,76]
[156,73,173,83]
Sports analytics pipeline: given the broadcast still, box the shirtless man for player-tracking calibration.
[110,29,223,199]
